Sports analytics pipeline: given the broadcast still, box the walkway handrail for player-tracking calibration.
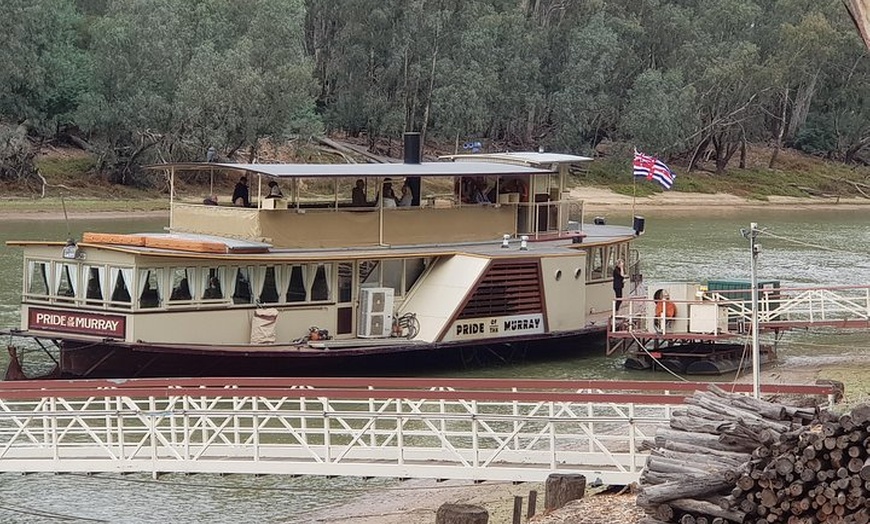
[0,377,838,399]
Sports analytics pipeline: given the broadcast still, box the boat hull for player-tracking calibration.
[50,330,606,379]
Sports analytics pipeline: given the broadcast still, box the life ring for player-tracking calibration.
[655,300,677,319]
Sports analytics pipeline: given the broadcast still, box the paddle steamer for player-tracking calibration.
[4,134,645,379]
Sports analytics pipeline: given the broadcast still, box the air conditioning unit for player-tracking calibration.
[359,287,394,338]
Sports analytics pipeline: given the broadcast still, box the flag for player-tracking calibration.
[633,150,676,190]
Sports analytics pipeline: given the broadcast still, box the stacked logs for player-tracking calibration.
[637,384,870,524]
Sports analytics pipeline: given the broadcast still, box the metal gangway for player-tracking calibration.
[0,378,836,485]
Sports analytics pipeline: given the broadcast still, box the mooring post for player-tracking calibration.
[512,495,523,524]
[545,473,586,511]
[527,489,537,518]
[435,503,488,524]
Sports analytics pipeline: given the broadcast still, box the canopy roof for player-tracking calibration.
[440,152,593,169]
[147,161,553,179]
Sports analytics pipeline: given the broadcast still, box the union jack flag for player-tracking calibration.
[633,150,676,190]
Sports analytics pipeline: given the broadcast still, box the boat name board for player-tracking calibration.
[446,313,544,341]
[28,308,126,338]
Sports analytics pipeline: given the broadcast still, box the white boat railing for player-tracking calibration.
[611,284,870,335]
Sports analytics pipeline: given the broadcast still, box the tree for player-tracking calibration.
[622,69,697,156]
[75,0,320,183]
[0,0,93,136]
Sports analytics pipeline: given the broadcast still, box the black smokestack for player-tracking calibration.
[403,132,421,164]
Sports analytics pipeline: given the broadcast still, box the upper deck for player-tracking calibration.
[155,154,593,250]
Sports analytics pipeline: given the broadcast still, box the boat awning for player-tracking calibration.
[145,161,554,178]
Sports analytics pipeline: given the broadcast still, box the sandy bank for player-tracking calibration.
[569,187,870,213]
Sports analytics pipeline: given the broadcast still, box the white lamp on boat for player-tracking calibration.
[501,234,510,249]
[520,235,529,251]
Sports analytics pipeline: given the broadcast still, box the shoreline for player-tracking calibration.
[2,190,869,221]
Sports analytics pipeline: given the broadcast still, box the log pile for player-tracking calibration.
[637,385,870,524]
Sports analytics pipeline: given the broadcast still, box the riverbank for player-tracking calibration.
[2,189,869,221]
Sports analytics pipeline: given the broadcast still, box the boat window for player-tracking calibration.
[169,268,193,302]
[382,259,403,296]
[310,263,331,301]
[258,266,280,304]
[110,268,132,306]
[337,262,353,303]
[138,269,162,308]
[359,260,380,287]
[27,261,49,297]
[286,265,307,302]
[55,262,77,300]
[85,266,104,303]
[202,267,224,300]
[588,247,604,281]
[232,267,253,304]
[404,258,428,293]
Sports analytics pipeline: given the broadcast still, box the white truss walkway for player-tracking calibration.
[0,378,836,485]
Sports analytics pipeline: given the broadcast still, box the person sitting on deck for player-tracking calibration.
[203,277,222,299]
[469,179,490,204]
[397,180,413,207]
[352,179,368,206]
[653,289,677,333]
[381,179,398,207]
[266,180,283,199]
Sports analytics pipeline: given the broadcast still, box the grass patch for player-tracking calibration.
[35,155,97,179]
[2,197,168,213]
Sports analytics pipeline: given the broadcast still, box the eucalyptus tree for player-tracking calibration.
[673,0,768,173]
[0,0,92,137]
[77,0,319,184]
[621,69,698,157]
[549,11,637,154]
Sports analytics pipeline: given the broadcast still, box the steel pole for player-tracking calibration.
[750,223,761,399]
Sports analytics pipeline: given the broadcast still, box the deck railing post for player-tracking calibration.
[472,399,479,469]
[549,401,556,470]
[50,396,58,461]
[183,395,190,460]
[369,386,376,448]
[104,396,112,451]
[396,398,404,466]
[512,388,519,451]
[252,396,259,462]
[322,397,331,463]
[628,403,637,472]
[115,396,125,460]
[149,396,157,477]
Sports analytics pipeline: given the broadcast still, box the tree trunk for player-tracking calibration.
[769,87,788,170]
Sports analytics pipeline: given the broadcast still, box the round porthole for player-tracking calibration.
[555,270,562,281]
[574,268,582,279]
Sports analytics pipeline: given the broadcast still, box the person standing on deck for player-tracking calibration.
[612,259,626,312]
[232,177,251,207]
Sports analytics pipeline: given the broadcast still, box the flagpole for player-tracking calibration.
[631,156,637,220]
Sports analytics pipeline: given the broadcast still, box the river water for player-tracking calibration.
[0,208,868,522]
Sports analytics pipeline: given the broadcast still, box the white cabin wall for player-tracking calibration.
[585,281,615,316]
[130,307,333,345]
[540,254,587,331]
[398,255,489,342]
